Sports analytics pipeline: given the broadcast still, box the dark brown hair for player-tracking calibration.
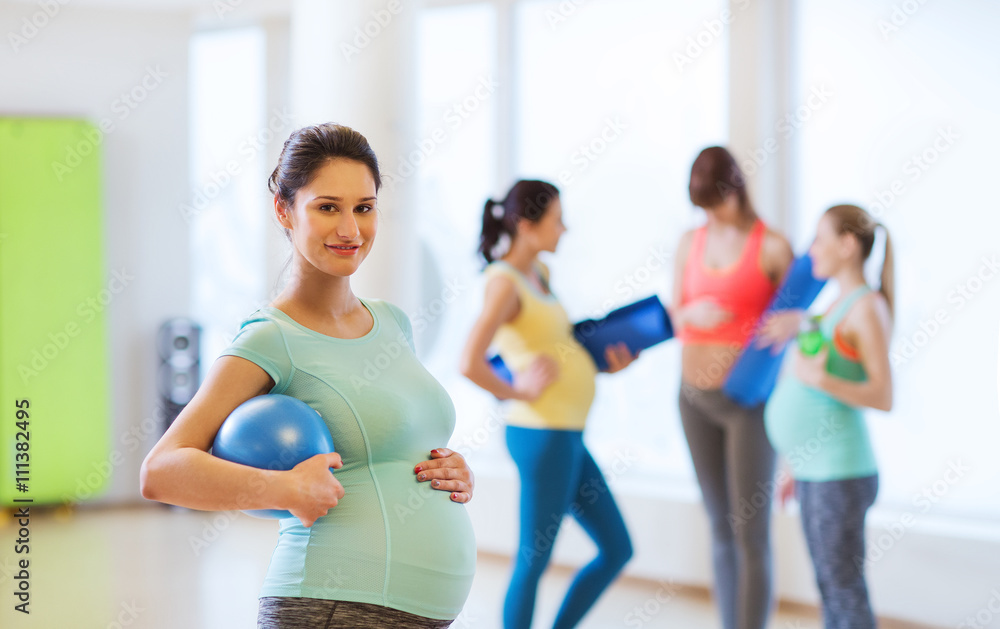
[688,146,754,216]
[825,204,895,318]
[478,180,559,263]
[268,123,381,206]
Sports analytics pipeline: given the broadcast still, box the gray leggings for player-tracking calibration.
[678,386,776,629]
[798,475,879,629]
[257,597,454,629]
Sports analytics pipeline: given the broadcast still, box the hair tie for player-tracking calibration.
[490,201,505,221]
[491,232,512,260]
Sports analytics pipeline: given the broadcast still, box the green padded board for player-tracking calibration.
[0,118,110,506]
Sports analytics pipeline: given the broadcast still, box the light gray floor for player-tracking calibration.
[0,506,933,629]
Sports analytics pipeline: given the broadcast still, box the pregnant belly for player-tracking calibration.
[375,462,477,615]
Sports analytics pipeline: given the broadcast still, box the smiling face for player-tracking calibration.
[275,158,378,279]
[809,212,859,278]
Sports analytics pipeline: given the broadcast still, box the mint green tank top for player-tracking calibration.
[220,299,476,620]
[764,286,878,481]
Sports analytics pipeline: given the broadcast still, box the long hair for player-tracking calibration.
[478,180,559,263]
[825,204,895,318]
[688,146,755,217]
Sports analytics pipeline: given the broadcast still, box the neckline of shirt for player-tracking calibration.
[261,298,381,344]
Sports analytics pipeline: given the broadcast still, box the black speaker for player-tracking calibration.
[157,318,202,429]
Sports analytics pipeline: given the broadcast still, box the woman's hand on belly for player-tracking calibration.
[512,354,559,401]
[681,298,732,330]
[414,448,475,503]
[283,452,345,528]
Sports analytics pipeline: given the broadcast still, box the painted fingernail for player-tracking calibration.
[414,466,422,473]
[431,449,442,455]
[432,480,440,487]
[418,473,427,481]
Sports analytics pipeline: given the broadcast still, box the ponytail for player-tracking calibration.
[825,204,895,322]
[478,180,560,264]
[478,199,508,263]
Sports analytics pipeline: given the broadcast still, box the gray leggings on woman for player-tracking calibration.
[678,386,776,629]
[257,597,454,629]
[798,475,879,629]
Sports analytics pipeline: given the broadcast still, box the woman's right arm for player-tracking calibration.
[459,274,556,401]
[140,355,344,527]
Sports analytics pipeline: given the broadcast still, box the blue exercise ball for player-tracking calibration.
[212,394,335,519]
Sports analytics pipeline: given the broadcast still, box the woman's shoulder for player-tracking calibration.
[758,224,794,278]
[844,289,892,329]
[483,260,522,286]
[225,309,295,351]
[363,298,415,344]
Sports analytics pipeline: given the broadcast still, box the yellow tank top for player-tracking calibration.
[484,261,598,430]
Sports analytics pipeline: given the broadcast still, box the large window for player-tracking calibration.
[418,0,728,487]
[793,1,1000,520]
[189,28,268,362]
[512,0,727,484]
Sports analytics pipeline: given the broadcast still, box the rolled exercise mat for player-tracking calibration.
[573,295,673,371]
[489,295,673,381]
[722,254,827,407]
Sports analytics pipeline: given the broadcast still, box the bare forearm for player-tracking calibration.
[140,447,286,512]
[461,358,527,401]
[817,373,892,412]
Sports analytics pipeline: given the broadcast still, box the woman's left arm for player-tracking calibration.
[795,294,894,411]
[414,448,474,503]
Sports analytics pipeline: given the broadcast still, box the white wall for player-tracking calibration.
[0,3,194,503]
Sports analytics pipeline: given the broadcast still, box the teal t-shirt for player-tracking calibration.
[764,287,878,482]
[220,299,476,620]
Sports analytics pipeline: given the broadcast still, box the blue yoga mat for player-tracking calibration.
[489,295,673,382]
[722,254,827,407]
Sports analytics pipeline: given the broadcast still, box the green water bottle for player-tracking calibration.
[797,315,824,356]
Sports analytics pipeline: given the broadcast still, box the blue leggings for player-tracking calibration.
[798,475,879,629]
[503,426,633,629]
